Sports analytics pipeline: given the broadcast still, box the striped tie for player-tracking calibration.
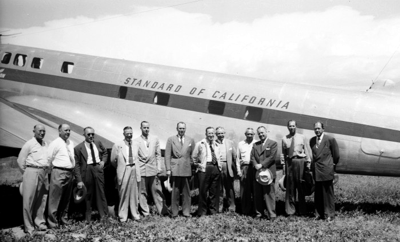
[209,144,217,165]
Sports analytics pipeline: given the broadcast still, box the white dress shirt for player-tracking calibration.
[47,137,75,168]
[84,141,100,164]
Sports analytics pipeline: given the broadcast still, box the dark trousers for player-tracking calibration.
[197,164,221,216]
[47,168,73,228]
[220,162,235,211]
[171,176,191,217]
[285,157,306,215]
[314,180,335,218]
[252,167,276,219]
[84,164,108,221]
[239,165,254,215]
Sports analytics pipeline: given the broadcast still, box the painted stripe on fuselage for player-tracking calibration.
[2,67,399,143]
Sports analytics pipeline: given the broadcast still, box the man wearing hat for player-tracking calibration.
[250,126,277,220]
[17,124,49,234]
[74,127,109,222]
[165,122,195,218]
[310,122,340,221]
[281,120,312,216]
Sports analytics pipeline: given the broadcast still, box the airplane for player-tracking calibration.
[1,43,399,181]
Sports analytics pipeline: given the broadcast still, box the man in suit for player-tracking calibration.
[110,126,141,222]
[250,126,278,220]
[310,121,340,221]
[281,120,312,216]
[215,126,237,212]
[135,121,169,216]
[74,127,108,222]
[192,127,222,217]
[165,122,195,217]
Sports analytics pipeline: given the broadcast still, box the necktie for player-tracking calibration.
[128,141,134,164]
[180,136,184,146]
[316,137,321,148]
[209,144,217,165]
[90,142,97,165]
[288,136,295,158]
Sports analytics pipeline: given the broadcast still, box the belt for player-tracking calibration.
[53,166,74,172]
[27,165,48,170]
[241,164,249,167]
[88,163,100,166]
[206,162,217,165]
[126,163,135,167]
[291,156,306,160]
[220,160,227,163]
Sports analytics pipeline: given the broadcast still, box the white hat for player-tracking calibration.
[256,168,273,185]
[19,182,23,196]
[164,177,172,192]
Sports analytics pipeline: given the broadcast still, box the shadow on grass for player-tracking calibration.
[336,201,400,214]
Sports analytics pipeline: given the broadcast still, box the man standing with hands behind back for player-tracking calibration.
[74,127,109,222]
[310,121,340,221]
[165,122,195,218]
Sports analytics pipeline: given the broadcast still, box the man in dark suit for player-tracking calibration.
[215,126,237,212]
[165,122,195,217]
[250,126,278,220]
[74,127,108,222]
[310,122,340,221]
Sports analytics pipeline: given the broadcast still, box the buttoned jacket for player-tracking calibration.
[165,135,195,177]
[250,138,278,179]
[192,138,222,172]
[310,134,340,182]
[110,140,141,185]
[216,138,237,177]
[74,140,108,183]
[134,135,162,177]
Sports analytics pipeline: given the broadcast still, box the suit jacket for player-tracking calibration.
[310,134,340,182]
[74,140,108,183]
[192,139,222,172]
[134,135,162,177]
[250,139,278,179]
[110,139,141,185]
[216,139,237,177]
[165,135,195,177]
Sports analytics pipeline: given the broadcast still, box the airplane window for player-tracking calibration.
[1,52,12,64]
[13,54,27,67]
[61,62,74,74]
[119,86,127,99]
[244,106,262,122]
[31,57,43,69]
[154,92,170,106]
[208,100,225,115]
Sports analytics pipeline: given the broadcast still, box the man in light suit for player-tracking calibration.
[165,122,195,217]
[192,127,222,217]
[250,126,278,220]
[135,121,169,216]
[215,126,237,212]
[110,126,141,222]
[310,121,340,221]
[74,127,108,222]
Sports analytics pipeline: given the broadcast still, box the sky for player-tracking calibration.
[1,0,400,90]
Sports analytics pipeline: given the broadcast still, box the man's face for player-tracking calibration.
[59,124,71,141]
[141,122,150,136]
[177,123,186,137]
[314,123,324,137]
[288,121,297,135]
[34,125,46,141]
[245,130,254,142]
[216,128,225,141]
[257,127,267,141]
[206,128,215,142]
[124,129,133,142]
[84,128,95,143]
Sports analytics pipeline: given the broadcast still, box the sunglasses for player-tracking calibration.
[87,133,95,136]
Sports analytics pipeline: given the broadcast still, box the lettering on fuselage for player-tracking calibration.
[124,77,289,109]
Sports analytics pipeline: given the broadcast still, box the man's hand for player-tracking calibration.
[166,171,171,177]
[306,161,311,170]
[255,164,262,170]
[77,181,84,189]
[99,161,105,169]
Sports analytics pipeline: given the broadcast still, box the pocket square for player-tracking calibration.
[189,144,191,146]
[229,148,232,150]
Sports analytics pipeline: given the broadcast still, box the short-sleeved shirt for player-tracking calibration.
[17,137,49,170]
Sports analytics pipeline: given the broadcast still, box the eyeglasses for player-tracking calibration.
[87,133,95,136]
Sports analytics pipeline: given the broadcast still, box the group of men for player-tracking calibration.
[17,119,339,235]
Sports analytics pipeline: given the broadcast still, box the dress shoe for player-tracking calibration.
[36,224,48,231]
[60,218,71,225]
[326,217,334,222]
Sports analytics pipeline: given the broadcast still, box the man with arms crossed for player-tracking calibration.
[111,126,141,222]
[47,124,75,228]
[215,126,237,212]
[310,121,340,221]
[165,122,195,217]
[282,120,312,216]
[135,121,169,216]
[250,126,278,220]
[236,128,257,216]
[74,127,109,222]
[192,127,222,217]
[17,124,49,234]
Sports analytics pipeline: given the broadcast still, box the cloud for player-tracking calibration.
[5,5,400,90]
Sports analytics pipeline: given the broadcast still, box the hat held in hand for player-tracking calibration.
[256,168,273,185]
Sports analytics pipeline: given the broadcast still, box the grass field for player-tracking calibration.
[1,172,400,241]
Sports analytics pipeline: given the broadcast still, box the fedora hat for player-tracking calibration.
[73,186,87,204]
[256,168,273,185]
[19,182,23,196]
[278,175,286,191]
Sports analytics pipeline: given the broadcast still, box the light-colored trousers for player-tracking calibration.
[22,167,48,233]
[139,176,169,216]
[118,165,140,221]
[285,157,306,215]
